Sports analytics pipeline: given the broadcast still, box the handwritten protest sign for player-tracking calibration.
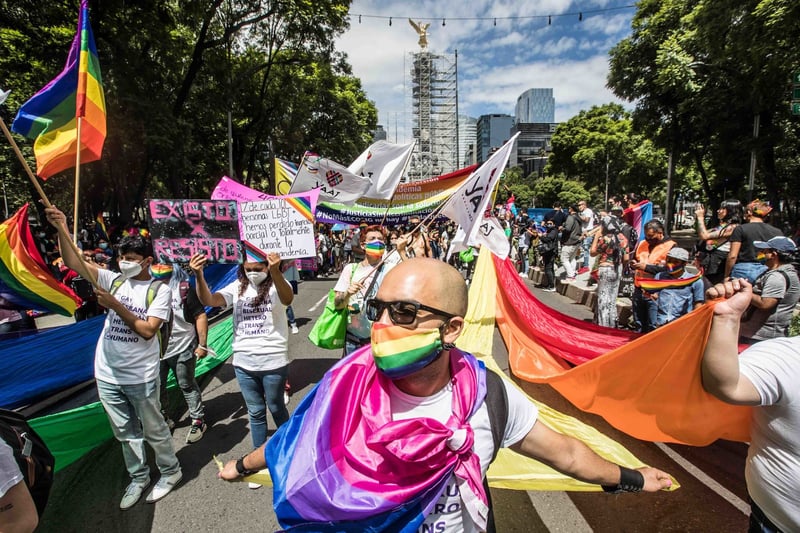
[147,199,242,263]
[239,197,316,260]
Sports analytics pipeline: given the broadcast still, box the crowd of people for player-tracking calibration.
[1,193,799,532]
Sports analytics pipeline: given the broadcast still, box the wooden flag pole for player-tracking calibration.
[0,115,98,288]
[72,117,83,244]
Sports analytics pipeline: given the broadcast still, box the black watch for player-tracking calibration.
[235,455,256,477]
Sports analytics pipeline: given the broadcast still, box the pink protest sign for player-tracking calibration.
[147,199,242,264]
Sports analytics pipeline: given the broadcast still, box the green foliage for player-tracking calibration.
[531,176,591,209]
[0,0,376,226]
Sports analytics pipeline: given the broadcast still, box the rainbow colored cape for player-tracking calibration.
[0,204,81,316]
[265,346,488,531]
[11,0,106,179]
[636,272,704,292]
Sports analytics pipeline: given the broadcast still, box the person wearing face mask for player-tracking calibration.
[333,225,403,355]
[630,220,676,333]
[44,206,182,510]
[190,251,293,489]
[218,258,674,531]
[738,236,800,342]
[652,247,705,327]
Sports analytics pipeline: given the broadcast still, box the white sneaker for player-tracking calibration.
[248,482,262,490]
[120,478,150,510]
[284,392,291,405]
[146,470,182,503]
[290,324,299,334]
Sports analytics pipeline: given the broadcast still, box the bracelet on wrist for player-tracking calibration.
[235,455,257,477]
[602,466,644,493]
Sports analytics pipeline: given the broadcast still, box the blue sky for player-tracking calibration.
[336,0,636,143]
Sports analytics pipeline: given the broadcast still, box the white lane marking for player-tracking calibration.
[655,442,749,515]
[308,294,328,313]
[527,491,592,532]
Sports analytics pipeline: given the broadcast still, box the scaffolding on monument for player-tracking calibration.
[407,50,458,181]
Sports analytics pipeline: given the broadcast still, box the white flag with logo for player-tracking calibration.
[440,133,519,253]
[289,152,373,205]
[348,140,415,200]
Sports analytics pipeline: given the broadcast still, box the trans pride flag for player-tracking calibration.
[0,204,81,316]
[622,200,652,241]
[12,0,106,179]
[266,346,489,531]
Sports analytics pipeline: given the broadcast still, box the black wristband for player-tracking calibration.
[602,466,645,493]
[235,455,256,477]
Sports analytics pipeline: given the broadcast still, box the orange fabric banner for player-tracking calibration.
[493,257,751,445]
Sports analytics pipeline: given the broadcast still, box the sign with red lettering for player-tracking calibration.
[147,199,242,264]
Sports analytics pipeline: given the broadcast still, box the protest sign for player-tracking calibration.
[239,197,316,260]
[147,199,242,263]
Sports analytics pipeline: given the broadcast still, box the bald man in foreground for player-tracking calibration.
[219,258,673,531]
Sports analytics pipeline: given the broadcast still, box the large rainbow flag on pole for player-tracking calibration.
[11,0,106,179]
[0,204,81,316]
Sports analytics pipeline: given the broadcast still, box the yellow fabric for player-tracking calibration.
[459,251,679,491]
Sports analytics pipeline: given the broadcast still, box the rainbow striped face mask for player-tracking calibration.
[149,264,174,280]
[370,322,444,379]
[364,241,386,258]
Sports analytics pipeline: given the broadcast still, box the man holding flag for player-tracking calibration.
[218,258,673,531]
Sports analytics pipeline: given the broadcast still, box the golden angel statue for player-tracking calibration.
[408,19,430,49]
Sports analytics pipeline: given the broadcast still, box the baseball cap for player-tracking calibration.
[753,236,797,253]
[666,247,690,262]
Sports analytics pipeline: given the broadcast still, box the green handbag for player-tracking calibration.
[308,290,348,349]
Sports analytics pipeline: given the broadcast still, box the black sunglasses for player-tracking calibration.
[365,298,456,325]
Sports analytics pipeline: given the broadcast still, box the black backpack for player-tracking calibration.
[0,408,55,516]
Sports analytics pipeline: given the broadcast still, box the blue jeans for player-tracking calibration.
[234,365,289,448]
[518,248,529,274]
[286,305,296,325]
[632,287,658,333]
[97,378,180,484]
[160,348,205,421]
[731,262,767,284]
[582,235,594,268]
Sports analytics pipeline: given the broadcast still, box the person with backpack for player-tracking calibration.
[560,205,583,282]
[537,220,560,292]
[190,250,293,489]
[590,217,629,327]
[217,258,674,531]
[0,436,39,532]
[739,236,800,342]
[154,263,209,444]
[45,206,182,510]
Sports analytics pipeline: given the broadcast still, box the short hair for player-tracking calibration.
[359,225,386,243]
[552,201,562,208]
[117,235,152,258]
[644,220,665,234]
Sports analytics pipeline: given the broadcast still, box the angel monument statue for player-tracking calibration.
[408,19,430,49]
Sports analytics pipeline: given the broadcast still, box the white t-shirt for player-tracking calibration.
[0,438,23,499]
[389,376,538,533]
[738,337,800,532]
[94,268,172,385]
[163,286,195,359]
[216,279,288,371]
[579,207,595,233]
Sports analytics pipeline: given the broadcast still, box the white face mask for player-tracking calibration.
[118,260,143,279]
[246,271,268,286]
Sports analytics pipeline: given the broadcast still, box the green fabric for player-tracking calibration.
[308,289,348,350]
[29,316,234,472]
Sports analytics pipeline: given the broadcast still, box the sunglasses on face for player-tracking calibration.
[365,298,456,325]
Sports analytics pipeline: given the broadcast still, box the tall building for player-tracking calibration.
[476,114,514,163]
[508,122,558,177]
[515,88,555,124]
[457,115,477,168]
[373,125,387,141]
[407,50,458,181]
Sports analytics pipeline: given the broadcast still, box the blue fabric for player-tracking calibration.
[654,271,706,326]
[0,264,238,409]
[731,262,767,285]
[234,365,289,448]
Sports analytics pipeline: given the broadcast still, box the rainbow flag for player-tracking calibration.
[94,212,108,241]
[266,346,488,531]
[242,240,267,263]
[284,194,314,223]
[636,272,704,292]
[0,204,81,316]
[11,0,106,179]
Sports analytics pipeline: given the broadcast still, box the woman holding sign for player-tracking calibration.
[190,252,293,488]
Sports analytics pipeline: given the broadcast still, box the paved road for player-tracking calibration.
[36,270,749,532]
